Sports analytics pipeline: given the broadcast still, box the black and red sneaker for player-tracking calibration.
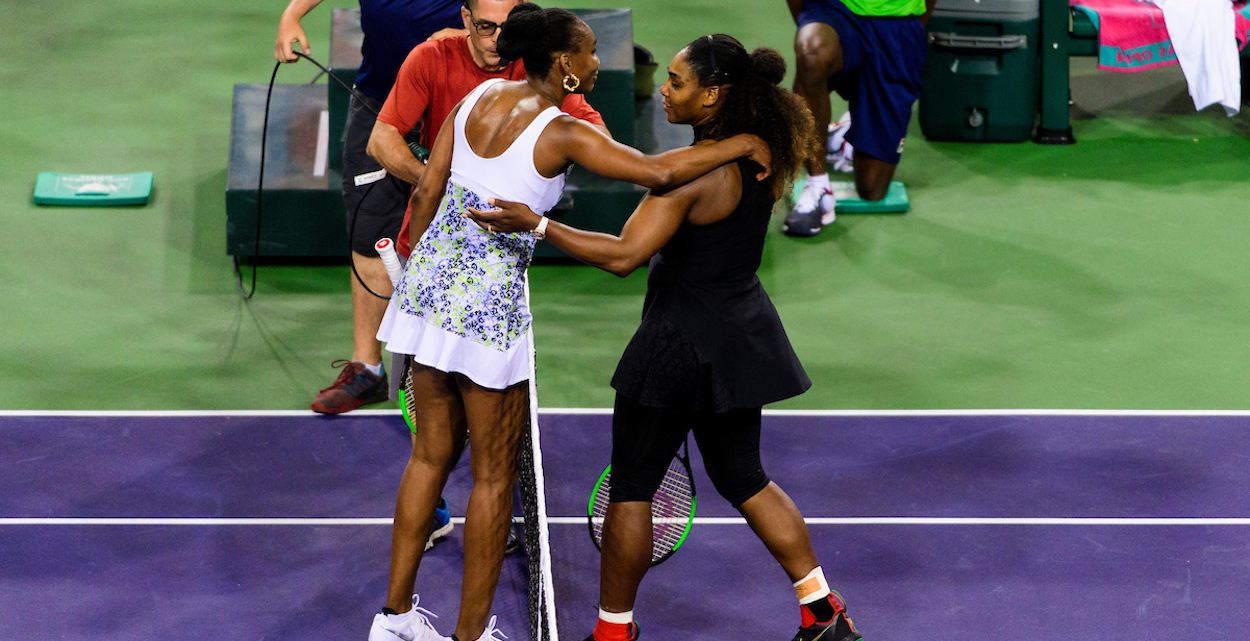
[584,621,639,641]
[792,592,860,641]
[311,360,388,414]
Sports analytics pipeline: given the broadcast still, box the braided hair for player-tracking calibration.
[682,34,817,199]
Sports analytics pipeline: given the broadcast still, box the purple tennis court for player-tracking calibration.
[2,411,1249,640]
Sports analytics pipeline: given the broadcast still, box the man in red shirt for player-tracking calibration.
[367,0,606,258]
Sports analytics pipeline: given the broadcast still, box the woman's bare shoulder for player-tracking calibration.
[683,161,742,226]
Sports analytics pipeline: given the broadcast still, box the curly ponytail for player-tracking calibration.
[682,35,817,199]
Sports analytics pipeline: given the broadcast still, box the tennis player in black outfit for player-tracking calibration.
[468,34,862,641]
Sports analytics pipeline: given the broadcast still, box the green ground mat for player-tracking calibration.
[33,172,153,206]
[790,177,909,213]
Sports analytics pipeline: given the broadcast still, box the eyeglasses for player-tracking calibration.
[468,12,504,37]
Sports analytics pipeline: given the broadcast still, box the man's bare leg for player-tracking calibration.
[793,21,843,178]
[351,251,391,366]
[792,22,895,204]
[784,22,846,236]
[851,150,896,201]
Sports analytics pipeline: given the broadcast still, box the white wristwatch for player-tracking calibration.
[533,215,550,240]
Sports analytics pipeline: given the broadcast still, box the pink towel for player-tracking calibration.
[1070,0,1250,72]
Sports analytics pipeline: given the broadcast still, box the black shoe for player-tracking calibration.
[791,610,859,641]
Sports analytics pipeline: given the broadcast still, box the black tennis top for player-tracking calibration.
[611,160,811,413]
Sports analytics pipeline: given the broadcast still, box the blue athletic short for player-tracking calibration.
[798,0,927,165]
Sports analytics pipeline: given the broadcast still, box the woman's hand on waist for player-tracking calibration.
[465,199,543,234]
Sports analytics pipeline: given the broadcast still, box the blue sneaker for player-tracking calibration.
[425,498,453,551]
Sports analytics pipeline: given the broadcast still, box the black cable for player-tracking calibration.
[291,51,379,115]
[238,51,417,300]
[234,60,283,300]
[348,178,392,300]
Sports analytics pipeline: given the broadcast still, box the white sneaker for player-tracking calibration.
[796,179,836,215]
[782,179,836,237]
[369,612,414,641]
[826,111,853,173]
[472,616,509,641]
[369,595,447,641]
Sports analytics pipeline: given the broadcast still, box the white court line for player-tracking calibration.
[5,517,1250,526]
[0,410,403,417]
[6,409,1250,417]
[557,516,1250,526]
[0,518,395,526]
[525,409,1250,417]
[760,409,1250,417]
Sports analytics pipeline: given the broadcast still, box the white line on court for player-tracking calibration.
[5,517,1250,526]
[561,516,1250,525]
[6,409,1250,417]
[0,410,402,417]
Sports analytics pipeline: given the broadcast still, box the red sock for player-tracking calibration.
[593,620,637,641]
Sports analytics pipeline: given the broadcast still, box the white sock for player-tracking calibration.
[598,608,634,625]
[362,361,383,377]
[794,567,831,605]
[806,172,831,193]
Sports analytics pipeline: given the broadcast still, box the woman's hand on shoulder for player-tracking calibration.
[465,199,543,234]
[734,133,772,181]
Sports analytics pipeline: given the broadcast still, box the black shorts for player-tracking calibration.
[798,0,927,164]
[341,92,415,256]
[609,394,770,508]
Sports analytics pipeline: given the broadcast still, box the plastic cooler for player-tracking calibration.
[919,0,1039,142]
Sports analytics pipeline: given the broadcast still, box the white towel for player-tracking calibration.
[1152,0,1242,116]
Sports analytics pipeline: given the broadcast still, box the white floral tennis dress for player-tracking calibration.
[377,78,567,390]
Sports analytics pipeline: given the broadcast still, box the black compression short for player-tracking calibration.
[609,394,770,508]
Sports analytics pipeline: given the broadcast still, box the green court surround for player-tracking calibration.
[3,0,1249,410]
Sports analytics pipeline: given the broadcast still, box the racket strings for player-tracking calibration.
[651,463,694,561]
[590,461,694,564]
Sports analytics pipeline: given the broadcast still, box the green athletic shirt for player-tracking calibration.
[840,0,926,17]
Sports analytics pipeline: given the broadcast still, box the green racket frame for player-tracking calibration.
[588,440,696,566]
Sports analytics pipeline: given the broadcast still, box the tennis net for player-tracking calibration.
[518,278,558,641]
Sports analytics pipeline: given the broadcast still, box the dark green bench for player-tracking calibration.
[1037,0,1250,144]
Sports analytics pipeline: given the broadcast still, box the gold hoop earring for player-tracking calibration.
[562,73,580,92]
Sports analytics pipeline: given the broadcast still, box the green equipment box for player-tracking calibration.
[919,0,1040,142]
[34,172,153,206]
[226,83,347,258]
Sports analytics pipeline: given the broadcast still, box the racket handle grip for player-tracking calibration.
[375,238,404,289]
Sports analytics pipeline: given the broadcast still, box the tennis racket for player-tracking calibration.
[375,238,404,291]
[588,438,696,566]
